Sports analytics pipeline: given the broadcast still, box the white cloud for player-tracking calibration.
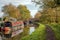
[30,10,38,18]
[0,0,32,6]
[0,12,4,17]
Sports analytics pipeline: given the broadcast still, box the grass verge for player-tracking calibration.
[50,23,60,40]
[21,24,46,40]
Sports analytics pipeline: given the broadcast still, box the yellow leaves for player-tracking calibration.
[18,5,31,21]
[35,12,41,19]
[3,4,20,19]
[2,4,31,20]
[40,6,60,23]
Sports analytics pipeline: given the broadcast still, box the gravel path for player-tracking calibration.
[46,25,56,40]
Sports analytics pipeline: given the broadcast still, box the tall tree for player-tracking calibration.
[32,0,60,23]
[2,4,20,19]
[32,0,60,9]
[39,7,60,23]
[34,12,41,19]
[18,5,31,21]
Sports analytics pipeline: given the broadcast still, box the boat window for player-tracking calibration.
[4,22,12,27]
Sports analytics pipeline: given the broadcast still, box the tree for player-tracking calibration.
[55,0,60,5]
[39,10,51,24]
[32,0,60,8]
[17,5,31,21]
[2,4,20,19]
[32,0,60,23]
[34,12,41,19]
[39,7,60,24]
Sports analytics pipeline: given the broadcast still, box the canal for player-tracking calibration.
[29,27,35,34]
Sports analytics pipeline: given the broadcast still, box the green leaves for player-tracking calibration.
[2,4,20,19]
[2,4,31,21]
[18,5,31,21]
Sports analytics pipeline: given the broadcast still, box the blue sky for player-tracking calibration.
[0,0,39,17]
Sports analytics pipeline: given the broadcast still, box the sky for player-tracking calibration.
[0,0,39,18]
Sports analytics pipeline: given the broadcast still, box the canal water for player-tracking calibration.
[29,27,35,34]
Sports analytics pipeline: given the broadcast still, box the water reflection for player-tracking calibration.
[5,26,35,40]
[29,27,35,34]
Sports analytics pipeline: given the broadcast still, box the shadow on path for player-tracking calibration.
[46,25,56,40]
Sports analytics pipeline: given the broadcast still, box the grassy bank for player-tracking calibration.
[21,24,46,40]
[50,23,60,40]
[21,23,60,40]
